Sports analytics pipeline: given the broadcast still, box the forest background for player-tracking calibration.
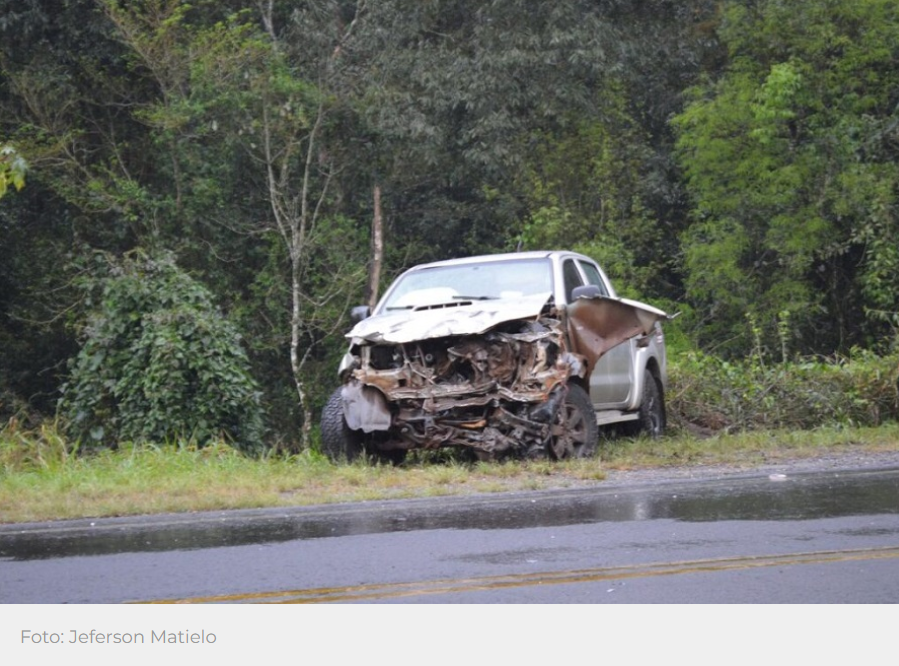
[2,0,898,454]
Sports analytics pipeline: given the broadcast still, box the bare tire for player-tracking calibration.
[548,384,598,459]
[634,369,665,438]
[320,387,365,462]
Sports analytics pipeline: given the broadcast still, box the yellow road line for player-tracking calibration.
[136,545,899,604]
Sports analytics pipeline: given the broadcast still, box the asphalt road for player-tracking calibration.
[2,464,899,603]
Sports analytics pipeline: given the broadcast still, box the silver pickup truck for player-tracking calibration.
[321,251,670,463]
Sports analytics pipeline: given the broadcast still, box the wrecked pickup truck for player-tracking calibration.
[321,251,670,463]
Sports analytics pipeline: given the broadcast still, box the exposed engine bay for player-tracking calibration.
[341,314,583,457]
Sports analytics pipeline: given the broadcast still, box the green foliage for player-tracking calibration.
[232,216,370,440]
[669,345,899,434]
[673,0,899,354]
[58,251,265,452]
[517,113,663,299]
[0,144,27,198]
[18,0,899,444]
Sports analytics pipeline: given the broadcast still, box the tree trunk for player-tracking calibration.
[367,182,384,310]
[289,246,313,447]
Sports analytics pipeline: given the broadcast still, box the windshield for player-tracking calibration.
[380,258,554,311]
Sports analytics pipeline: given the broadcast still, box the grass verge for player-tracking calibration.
[2,422,898,524]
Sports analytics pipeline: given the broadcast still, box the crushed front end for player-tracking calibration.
[340,313,584,458]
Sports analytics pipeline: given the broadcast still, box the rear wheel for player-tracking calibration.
[634,370,665,438]
[320,387,365,462]
[548,384,598,459]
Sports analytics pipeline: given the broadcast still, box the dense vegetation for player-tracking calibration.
[2,0,898,451]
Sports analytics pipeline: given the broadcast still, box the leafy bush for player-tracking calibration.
[669,348,899,433]
[59,251,264,452]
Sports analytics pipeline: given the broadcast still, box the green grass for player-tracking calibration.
[2,420,898,524]
[599,424,899,468]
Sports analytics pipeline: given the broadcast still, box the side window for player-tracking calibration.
[562,259,584,302]
[578,261,609,297]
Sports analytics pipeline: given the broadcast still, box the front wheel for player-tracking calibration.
[548,384,598,459]
[320,387,365,462]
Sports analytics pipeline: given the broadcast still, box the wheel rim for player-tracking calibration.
[550,400,588,459]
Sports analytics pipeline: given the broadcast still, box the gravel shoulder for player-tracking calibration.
[597,449,899,488]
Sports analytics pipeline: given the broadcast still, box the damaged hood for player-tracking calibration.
[348,292,553,344]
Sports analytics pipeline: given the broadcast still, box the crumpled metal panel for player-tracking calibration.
[566,296,669,373]
[352,313,578,395]
[347,292,553,344]
[341,382,392,432]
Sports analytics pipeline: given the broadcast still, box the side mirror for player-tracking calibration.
[571,285,603,301]
[350,305,371,324]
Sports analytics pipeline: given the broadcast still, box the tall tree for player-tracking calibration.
[674,0,899,354]
[97,2,371,446]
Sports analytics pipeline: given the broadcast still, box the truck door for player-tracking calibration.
[564,258,635,408]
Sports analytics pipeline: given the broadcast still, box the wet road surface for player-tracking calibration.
[2,465,898,602]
